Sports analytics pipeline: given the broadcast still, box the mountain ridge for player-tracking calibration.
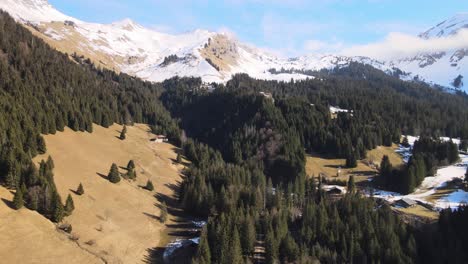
[1,0,466,91]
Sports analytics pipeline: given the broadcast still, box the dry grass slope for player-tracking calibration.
[0,187,103,264]
[0,123,184,263]
[306,144,403,183]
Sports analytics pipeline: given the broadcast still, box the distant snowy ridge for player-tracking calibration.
[1,0,467,91]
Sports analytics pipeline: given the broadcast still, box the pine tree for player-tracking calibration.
[52,193,64,223]
[347,175,356,194]
[145,180,154,191]
[37,135,47,154]
[127,160,135,170]
[194,227,211,264]
[13,189,24,209]
[108,163,121,183]
[64,194,75,215]
[46,156,55,169]
[160,202,168,223]
[265,229,278,264]
[228,228,243,264]
[240,217,255,255]
[380,155,393,186]
[346,151,357,168]
[125,167,136,180]
[119,125,127,140]
[76,183,84,195]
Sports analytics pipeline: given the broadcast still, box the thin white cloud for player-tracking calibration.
[304,39,344,53]
[341,29,468,60]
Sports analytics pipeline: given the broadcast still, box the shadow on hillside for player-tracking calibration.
[96,172,108,180]
[144,244,196,264]
[143,247,165,264]
[349,170,376,176]
[324,164,344,169]
[69,189,80,195]
[169,158,191,167]
[143,212,161,222]
[1,198,14,209]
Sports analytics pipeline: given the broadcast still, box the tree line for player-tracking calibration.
[378,138,459,194]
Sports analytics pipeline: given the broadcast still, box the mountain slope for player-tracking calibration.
[389,13,468,90]
[1,0,466,91]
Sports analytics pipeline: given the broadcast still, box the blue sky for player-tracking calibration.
[49,0,468,56]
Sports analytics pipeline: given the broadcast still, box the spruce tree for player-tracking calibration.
[127,160,135,170]
[346,151,357,168]
[228,228,242,264]
[119,125,127,140]
[108,163,121,183]
[76,183,84,195]
[347,175,356,194]
[380,155,393,186]
[194,227,211,264]
[160,202,168,223]
[13,189,24,209]
[37,135,47,154]
[240,217,255,255]
[46,156,55,169]
[65,194,75,215]
[145,180,154,191]
[126,168,136,180]
[52,193,64,223]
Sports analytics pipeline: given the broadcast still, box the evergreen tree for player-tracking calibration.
[144,180,154,191]
[347,175,356,194]
[380,155,393,186]
[52,193,64,223]
[127,160,135,170]
[37,135,47,154]
[13,189,24,209]
[119,125,127,140]
[240,217,256,255]
[160,202,168,223]
[228,228,243,264]
[46,156,55,169]
[194,227,211,264]
[279,233,299,263]
[346,151,357,168]
[108,163,121,183]
[76,183,84,195]
[176,153,182,163]
[126,168,136,180]
[64,194,75,215]
[265,229,278,264]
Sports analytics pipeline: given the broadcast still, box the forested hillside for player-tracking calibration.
[0,10,179,221]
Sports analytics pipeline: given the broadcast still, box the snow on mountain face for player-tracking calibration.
[419,13,468,39]
[1,0,74,23]
[0,0,392,84]
[0,0,467,91]
[387,14,468,91]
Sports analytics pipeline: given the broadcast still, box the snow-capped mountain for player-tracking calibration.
[390,13,468,90]
[0,0,467,91]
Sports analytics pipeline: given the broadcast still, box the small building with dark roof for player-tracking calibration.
[394,198,417,208]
